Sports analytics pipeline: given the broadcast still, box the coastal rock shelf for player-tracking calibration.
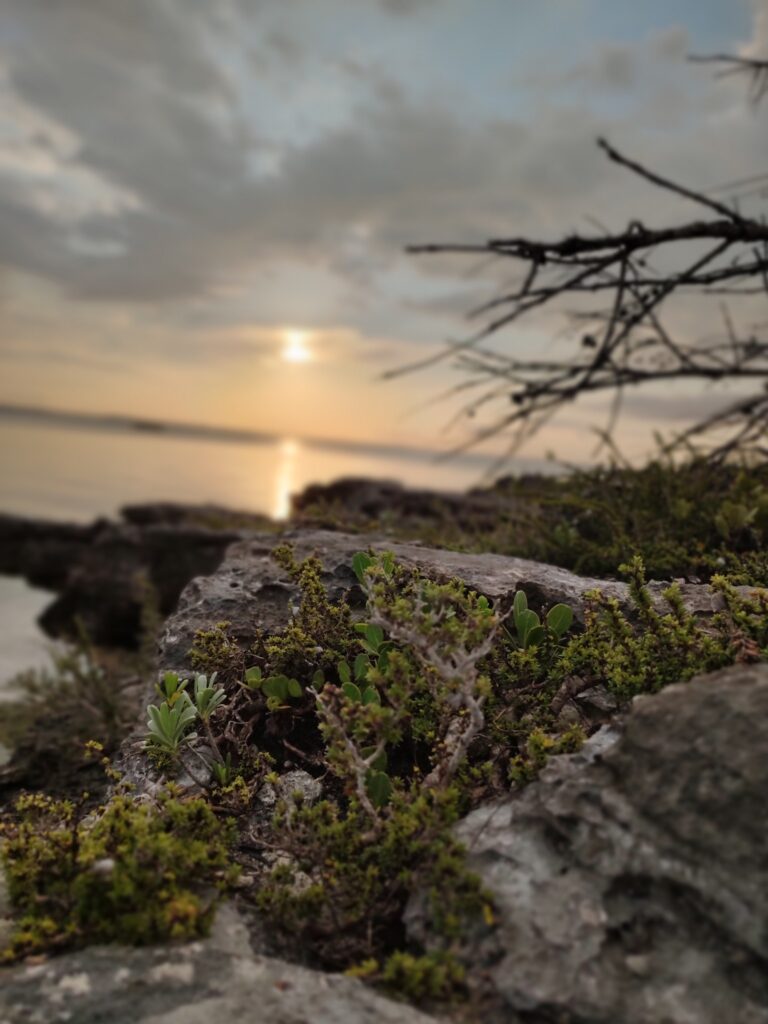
[2,507,767,1023]
[157,527,753,669]
[447,662,768,1024]
[0,504,271,647]
[0,904,444,1024]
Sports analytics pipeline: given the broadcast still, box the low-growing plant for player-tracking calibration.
[348,950,466,1003]
[256,785,489,973]
[1,786,237,961]
[145,671,228,784]
[124,541,767,1008]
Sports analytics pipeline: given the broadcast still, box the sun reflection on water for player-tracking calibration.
[273,438,299,519]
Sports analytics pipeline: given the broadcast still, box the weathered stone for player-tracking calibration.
[1,502,755,656]
[0,510,249,647]
[441,662,768,1024]
[0,904,442,1024]
[157,528,754,670]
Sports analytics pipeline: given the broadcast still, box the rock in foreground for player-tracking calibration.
[448,662,768,1024]
[0,904,443,1024]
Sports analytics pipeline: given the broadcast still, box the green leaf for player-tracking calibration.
[311,668,325,688]
[354,653,371,680]
[342,681,362,703]
[245,666,262,687]
[524,625,546,649]
[513,590,528,626]
[366,770,392,808]
[516,607,540,646]
[263,676,290,701]
[365,624,384,649]
[361,686,381,705]
[380,552,395,576]
[286,677,303,698]
[337,660,351,684]
[352,552,373,583]
[546,603,574,639]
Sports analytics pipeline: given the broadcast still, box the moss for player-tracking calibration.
[0,631,141,796]
[255,786,488,971]
[508,724,585,785]
[265,546,357,678]
[295,459,768,586]
[552,557,761,700]
[189,621,245,682]
[129,537,767,1008]
[1,787,237,961]
[348,950,466,1003]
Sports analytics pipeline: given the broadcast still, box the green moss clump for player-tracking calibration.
[256,787,488,971]
[555,556,766,700]
[348,950,466,1003]
[1,788,237,961]
[508,724,586,785]
[295,459,768,586]
[189,620,245,682]
[265,545,357,678]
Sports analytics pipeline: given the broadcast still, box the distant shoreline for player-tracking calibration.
[0,401,551,472]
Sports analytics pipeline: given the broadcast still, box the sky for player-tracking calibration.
[0,0,766,464]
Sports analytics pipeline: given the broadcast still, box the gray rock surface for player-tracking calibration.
[446,662,768,1024]
[0,904,442,1024]
[158,528,745,670]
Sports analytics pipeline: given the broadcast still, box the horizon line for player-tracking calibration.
[0,400,536,471]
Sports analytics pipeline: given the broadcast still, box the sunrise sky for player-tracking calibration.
[1,0,766,463]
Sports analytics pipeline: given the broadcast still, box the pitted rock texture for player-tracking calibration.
[157,528,742,671]
[445,662,768,1024]
[0,904,443,1024]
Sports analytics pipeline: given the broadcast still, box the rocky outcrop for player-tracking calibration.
[0,505,271,647]
[434,662,768,1024]
[3,515,767,1023]
[0,903,443,1024]
[291,476,516,532]
[158,528,752,669]
[0,496,755,653]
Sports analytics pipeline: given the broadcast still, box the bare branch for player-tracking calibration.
[404,134,768,462]
[689,53,768,105]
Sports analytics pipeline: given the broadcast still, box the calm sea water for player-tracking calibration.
[0,416,516,695]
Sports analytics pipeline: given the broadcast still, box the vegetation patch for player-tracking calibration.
[3,504,767,1007]
[1,768,237,961]
[296,459,768,586]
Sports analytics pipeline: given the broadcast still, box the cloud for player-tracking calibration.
[742,0,768,58]
[378,0,438,13]
[0,0,765,397]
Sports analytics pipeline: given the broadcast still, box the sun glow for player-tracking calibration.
[282,329,312,363]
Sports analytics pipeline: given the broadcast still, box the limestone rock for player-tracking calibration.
[0,904,442,1024]
[157,528,752,670]
[447,662,768,1024]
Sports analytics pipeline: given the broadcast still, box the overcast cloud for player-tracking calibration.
[0,0,765,458]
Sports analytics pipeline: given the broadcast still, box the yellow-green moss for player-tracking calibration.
[1,788,237,961]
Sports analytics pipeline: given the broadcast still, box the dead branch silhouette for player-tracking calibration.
[399,62,768,464]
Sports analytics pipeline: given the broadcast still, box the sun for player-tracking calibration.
[282,329,312,364]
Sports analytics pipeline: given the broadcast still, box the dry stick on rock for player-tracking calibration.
[311,681,387,825]
[367,599,503,790]
[398,111,768,462]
